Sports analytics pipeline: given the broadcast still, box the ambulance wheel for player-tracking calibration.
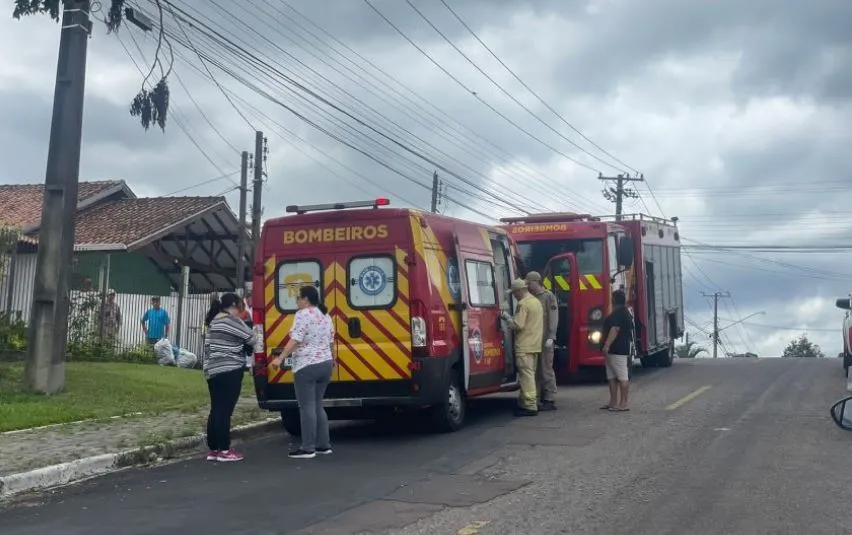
[430,371,466,433]
[280,409,301,437]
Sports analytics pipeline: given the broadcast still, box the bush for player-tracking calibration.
[67,341,155,364]
[0,311,26,352]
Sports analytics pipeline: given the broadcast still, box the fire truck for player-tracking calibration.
[500,213,684,376]
[251,198,523,433]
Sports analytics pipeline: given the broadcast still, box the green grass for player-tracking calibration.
[0,362,256,432]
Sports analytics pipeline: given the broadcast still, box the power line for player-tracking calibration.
[362,0,603,177]
[205,0,552,213]
[145,18,501,220]
[266,0,603,213]
[716,319,837,333]
[118,31,236,183]
[685,244,852,251]
[436,0,639,175]
[405,0,623,173]
[162,170,241,196]
[156,0,538,216]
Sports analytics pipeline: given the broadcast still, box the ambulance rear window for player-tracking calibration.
[276,260,323,312]
[348,256,396,309]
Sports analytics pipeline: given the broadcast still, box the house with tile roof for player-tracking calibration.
[0,180,249,327]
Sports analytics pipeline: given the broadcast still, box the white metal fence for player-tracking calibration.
[0,252,219,357]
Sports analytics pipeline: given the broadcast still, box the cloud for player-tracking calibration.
[1,0,851,356]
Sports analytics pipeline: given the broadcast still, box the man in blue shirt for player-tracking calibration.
[141,296,170,346]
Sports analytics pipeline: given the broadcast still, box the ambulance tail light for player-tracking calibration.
[252,307,267,375]
[410,299,429,358]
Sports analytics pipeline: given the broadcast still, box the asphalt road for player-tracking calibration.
[1,358,849,535]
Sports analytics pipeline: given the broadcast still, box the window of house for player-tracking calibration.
[276,260,322,311]
[465,260,497,307]
[348,256,396,309]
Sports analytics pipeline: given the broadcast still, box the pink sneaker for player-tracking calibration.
[205,450,219,461]
[216,449,244,462]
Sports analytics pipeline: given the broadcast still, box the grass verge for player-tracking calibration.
[0,362,255,432]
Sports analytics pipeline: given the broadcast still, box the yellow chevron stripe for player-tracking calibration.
[413,216,462,336]
[395,246,408,275]
[543,275,605,292]
[478,227,493,253]
[264,255,277,310]
[329,287,407,380]
[331,262,409,376]
[585,274,603,290]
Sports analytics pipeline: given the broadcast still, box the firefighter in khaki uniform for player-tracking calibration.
[524,272,559,411]
[502,279,543,417]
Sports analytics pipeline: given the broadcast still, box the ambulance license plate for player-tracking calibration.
[283,356,293,368]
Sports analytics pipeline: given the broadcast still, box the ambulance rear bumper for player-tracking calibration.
[256,356,451,411]
[260,396,430,410]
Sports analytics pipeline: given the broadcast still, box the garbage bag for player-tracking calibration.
[177,348,198,369]
[154,338,175,366]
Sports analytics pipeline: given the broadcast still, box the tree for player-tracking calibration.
[781,334,825,358]
[12,0,172,130]
[675,340,707,359]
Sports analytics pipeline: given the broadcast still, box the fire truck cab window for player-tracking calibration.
[465,260,497,307]
[276,260,322,311]
[518,239,604,274]
[348,256,396,309]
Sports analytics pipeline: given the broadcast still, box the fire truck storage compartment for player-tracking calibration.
[640,237,684,350]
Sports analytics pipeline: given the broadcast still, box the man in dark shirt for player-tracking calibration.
[601,290,634,411]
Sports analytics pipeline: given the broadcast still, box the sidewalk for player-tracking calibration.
[0,396,272,478]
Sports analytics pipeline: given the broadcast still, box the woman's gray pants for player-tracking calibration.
[293,360,334,452]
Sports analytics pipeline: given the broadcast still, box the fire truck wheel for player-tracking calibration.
[430,371,466,433]
[658,343,674,368]
[280,409,302,437]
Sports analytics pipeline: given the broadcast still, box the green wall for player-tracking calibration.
[71,252,172,296]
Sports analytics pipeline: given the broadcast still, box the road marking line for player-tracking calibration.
[666,385,712,410]
[458,521,489,534]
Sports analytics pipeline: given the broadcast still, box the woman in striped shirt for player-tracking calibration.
[203,293,257,462]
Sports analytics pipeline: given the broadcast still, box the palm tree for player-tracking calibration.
[675,340,708,359]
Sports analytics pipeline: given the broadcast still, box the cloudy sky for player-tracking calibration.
[2,0,851,357]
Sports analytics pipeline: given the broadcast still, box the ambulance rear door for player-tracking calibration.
[272,249,339,382]
[332,222,413,385]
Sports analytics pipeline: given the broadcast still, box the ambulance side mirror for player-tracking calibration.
[836,298,852,310]
[617,237,634,268]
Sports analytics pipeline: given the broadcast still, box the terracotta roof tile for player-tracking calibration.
[0,181,124,229]
[72,197,227,246]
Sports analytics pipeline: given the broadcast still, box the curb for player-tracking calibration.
[0,418,280,500]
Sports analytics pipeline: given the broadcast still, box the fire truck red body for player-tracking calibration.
[501,213,684,377]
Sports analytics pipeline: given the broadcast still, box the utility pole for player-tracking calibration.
[26,1,92,394]
[599,173,644,220]
[430,170,441,213]
[250,132,265,271]
[235,151,249,293]
[702,291,731,359]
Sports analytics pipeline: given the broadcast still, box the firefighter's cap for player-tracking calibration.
[524,271,542,283]
[508,279,528,292]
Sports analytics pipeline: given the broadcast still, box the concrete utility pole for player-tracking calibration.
[599,173,644,220]
[26,1,92,394]
[235,151,249,293]
[702,291,731,359]
[250,132,265,270]
[430,170,441,213]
